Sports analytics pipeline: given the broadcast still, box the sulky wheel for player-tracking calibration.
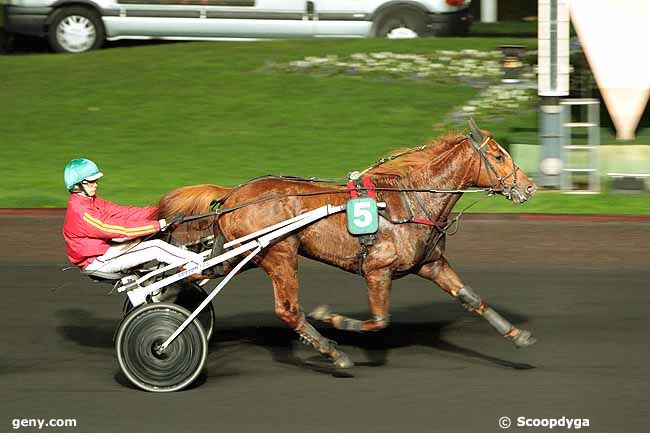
[122,282,215,341]
[115,303,207,392]
[175,283,215,342]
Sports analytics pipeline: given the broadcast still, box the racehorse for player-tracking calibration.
[157,120,537,369]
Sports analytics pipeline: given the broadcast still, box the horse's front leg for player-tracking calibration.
[310,268,392,332]
[418,256,536,348]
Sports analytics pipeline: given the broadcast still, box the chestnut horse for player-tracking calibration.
[157,122,537,368]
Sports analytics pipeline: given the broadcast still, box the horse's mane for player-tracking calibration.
[367,133,467,184]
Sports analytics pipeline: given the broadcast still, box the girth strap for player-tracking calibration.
[417,195,457,267]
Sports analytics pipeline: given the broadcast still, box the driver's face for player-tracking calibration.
[81,179,99,196]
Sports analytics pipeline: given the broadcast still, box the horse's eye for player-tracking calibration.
[495,154,504,162]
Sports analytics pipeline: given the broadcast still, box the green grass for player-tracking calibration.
[470,20,579,38]
[1,38,648,215]
[0,38,529,206]
[506,123,650,146]
[457,191,650,215]
[470,21,537,37]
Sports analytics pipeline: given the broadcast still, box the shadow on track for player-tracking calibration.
[56,302,535,381]
[56,308,117,349]
[113,370,213,392]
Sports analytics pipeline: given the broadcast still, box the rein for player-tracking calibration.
[182,129,516,224]
[181,185,497,223]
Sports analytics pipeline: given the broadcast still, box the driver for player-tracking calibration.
[62,158,203,275]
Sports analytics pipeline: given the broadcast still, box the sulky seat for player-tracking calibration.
[80,269,125,282]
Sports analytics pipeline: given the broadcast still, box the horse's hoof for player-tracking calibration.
[333,352,354,369]
[309,305,332,321]
[513,329,537,348]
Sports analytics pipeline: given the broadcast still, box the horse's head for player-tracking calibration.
[467,119,536,203]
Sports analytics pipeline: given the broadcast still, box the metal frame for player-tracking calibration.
[117,203,348,352]
[560,98,600,193]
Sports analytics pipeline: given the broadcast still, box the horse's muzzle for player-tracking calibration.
[507,183,536,204]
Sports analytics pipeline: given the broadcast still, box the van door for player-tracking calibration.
[311,0,373,37]
[107,0,315,39]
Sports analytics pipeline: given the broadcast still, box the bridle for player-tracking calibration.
[466,119,523,201]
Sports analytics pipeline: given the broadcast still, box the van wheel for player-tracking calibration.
[0,29,15,54]
[48,7,105,53]
[375,8,428,39]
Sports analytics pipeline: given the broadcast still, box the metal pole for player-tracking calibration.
[589,102,600,192]
[538,0,570,189]
[481,0,498,23]
[158,244,263,351]
[540,96,563,188]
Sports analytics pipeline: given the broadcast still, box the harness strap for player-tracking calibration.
[361,176,377,199]
[419,215,451,266]
[348,176,377,276]
[346,180,360,199]
[347,176,377,199]
[206,232,226,278]
[411,217,444,228]
[376,178,446,230]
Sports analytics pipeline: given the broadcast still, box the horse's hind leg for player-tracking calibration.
[258,241,353,369]
[310,268,392,332]
[418,256,536,348]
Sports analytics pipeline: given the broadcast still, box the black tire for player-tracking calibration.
[375,8,428,38]
[174,283,216,342]
[430,11,471,37]
[0,29,14,54]
[47,6,105,53]
[115,303,207,392]
[122,282,216,341]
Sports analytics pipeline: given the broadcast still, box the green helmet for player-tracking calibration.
[64,159,103,190]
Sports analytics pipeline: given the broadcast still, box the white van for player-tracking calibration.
[3,0,471,53]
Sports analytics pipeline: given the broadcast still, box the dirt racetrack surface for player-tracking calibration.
[1,215,648,433]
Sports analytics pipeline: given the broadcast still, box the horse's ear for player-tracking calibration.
[467,118,485,148]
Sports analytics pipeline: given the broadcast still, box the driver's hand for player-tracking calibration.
[160,214,184,231]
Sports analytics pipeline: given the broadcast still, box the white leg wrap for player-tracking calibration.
[483,307,513,335]
[457,286,482,309]
[458,286,513,336]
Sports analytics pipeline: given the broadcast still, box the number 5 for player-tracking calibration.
[353,201,372,227]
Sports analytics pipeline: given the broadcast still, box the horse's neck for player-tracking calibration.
[407,144,472,222]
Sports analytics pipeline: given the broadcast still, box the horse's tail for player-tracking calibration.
[156,184,231,246]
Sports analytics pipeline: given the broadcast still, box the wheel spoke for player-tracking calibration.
[56,14,97,53]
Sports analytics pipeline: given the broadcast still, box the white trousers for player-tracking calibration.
[84,239,202,274]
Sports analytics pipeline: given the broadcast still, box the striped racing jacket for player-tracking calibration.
[62,193,161,268]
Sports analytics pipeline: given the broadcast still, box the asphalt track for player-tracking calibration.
[1,214,649,433]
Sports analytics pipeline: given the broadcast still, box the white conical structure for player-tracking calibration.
[569,0,650,139]
[600,89,649,140]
